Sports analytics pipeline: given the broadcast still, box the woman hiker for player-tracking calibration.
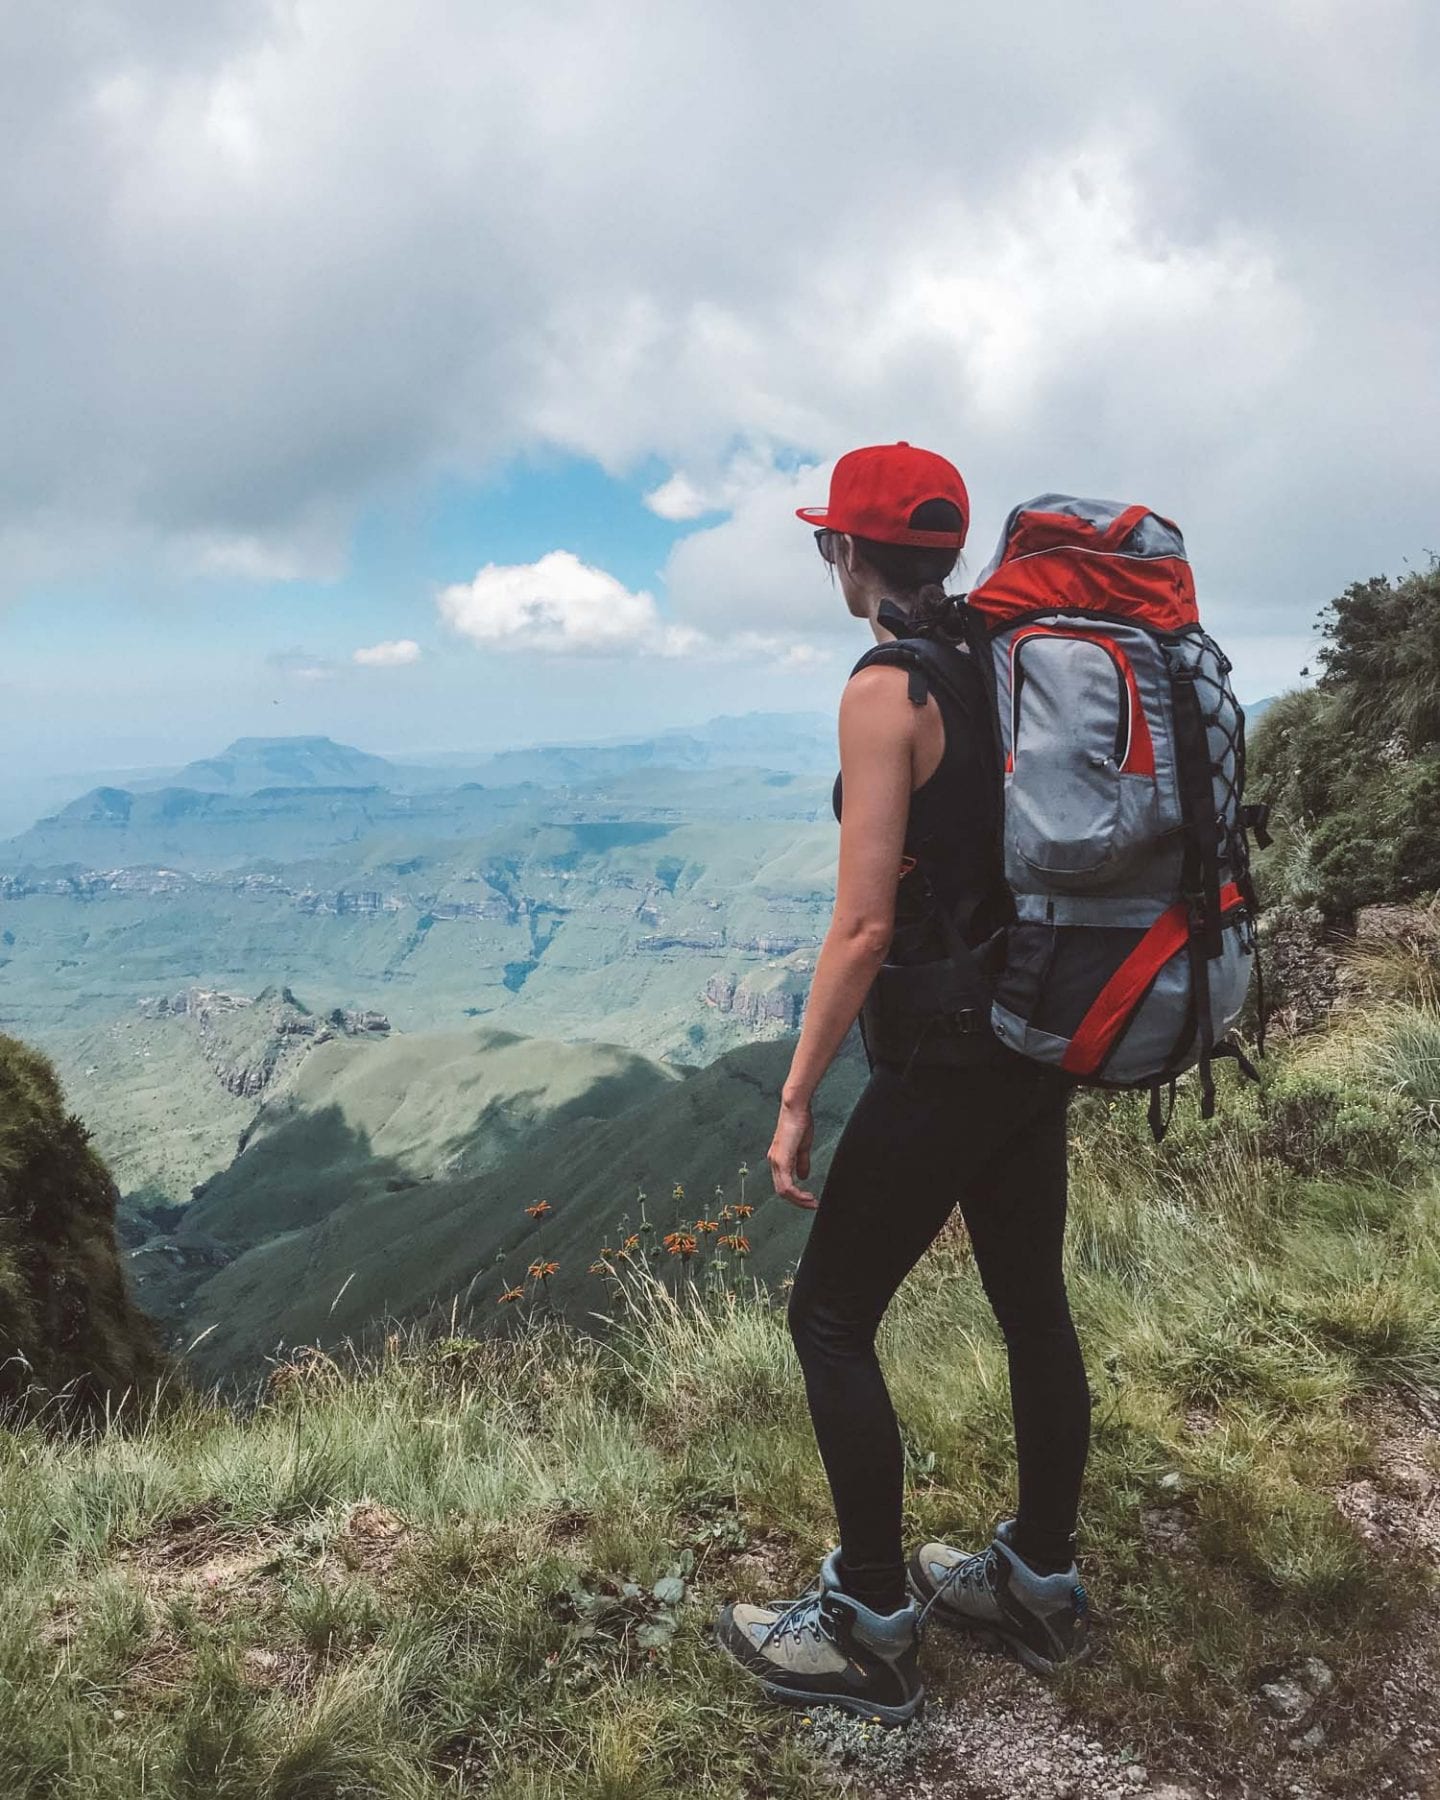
[713,442,1093,1724]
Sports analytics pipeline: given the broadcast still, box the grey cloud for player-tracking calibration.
[0,0,1435,677]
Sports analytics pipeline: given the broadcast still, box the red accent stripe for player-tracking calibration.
[1117,656,1156,776]
[1061,883,1243,1076]
[1098,504,1151,549]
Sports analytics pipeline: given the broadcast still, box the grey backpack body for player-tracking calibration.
[856,495,1270,1134]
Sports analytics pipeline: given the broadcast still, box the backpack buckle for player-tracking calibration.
[946,1008,983,1035]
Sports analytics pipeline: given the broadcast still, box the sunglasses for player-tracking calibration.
[814,528,841,566]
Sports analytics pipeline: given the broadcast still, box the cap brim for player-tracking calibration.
[795,507,830,526]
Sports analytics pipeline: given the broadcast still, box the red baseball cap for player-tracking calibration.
[796,441,969,549]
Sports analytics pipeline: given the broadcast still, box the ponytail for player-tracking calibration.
[909,582,968,641]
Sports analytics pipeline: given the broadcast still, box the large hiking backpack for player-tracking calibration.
[854,494,1271,1136]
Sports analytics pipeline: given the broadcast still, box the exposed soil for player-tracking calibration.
[857,1389,1440,1800]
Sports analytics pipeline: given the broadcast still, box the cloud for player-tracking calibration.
[437,549,829,666]
[438,552,666,656]
[643,448,787,523]
[353,638,421,667]
[643,474,715,523]
[0,0,1435,694]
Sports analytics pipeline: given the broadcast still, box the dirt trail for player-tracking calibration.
[859,1391,1440,1800]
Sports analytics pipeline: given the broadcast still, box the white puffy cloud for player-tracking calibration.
[643,474,716,523]
[1,0,1435,696]
[353,638,421,667]
[437,549,827,666]
[438,553,664,656]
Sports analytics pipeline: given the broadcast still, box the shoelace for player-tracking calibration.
[915,1544,996,1639]
[759,1588,838,1653]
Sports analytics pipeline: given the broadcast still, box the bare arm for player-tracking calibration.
[770,666,916,1201]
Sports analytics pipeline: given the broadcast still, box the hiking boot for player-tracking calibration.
[907,1517,1091,1676]
[714,1547,924,1724]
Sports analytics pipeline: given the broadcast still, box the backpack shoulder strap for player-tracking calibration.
[843,605,1011,960]
[846,603,981,718]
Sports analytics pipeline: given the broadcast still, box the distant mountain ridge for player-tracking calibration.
[74,714,836,807]
[0,716,838,862]
[144,736,401,795]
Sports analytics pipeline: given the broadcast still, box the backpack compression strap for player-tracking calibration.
[1169,663,1224,1118]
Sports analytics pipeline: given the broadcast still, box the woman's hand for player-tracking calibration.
[769,1094,818,1210]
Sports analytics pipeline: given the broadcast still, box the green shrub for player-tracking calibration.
[1247,561,1440,920]
[0,1034,163,1415]
[1259,1067,1420,1181]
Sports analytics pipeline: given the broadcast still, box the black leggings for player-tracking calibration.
[787,1051,1090,1612]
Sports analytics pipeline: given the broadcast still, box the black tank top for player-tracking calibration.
[831,643,1005,966]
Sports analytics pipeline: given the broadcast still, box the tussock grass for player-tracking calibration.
[3,998,1439,1793]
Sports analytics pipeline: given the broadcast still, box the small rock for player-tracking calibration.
[1158,1471,1187,1492]
[1146,1787,1203,1800]
[1295,1655,1334,1696]
[1260,1677,1312,1721]
[1290,1724,1326,1754]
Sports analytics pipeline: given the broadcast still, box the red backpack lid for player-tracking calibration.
[968,494,1198,633]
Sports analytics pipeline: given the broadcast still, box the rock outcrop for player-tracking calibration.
[137,985,390,1100]
[702,968,808,1029]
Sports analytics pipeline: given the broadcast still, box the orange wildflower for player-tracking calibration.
[663,1231,697,1260]
[528,1260,558,1281]
[525,1200,553,1219]
[497,1285,526,1305]
[719,1234,751,1255]
[695,1219,719,1234]
[623,1234,641,1252]
[733,1202,754,1219]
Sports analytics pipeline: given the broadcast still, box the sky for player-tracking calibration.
[2,0,1437,788]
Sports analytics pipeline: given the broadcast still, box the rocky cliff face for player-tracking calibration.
[137,985,390,1101]
[1260,901,1439,1036]
[702,968,808,1029]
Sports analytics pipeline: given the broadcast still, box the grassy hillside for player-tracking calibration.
[0,1035,162,1412]
[152,1025,869,1380]
[4,970,1439,1797]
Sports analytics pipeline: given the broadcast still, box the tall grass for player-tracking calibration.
[2,995,1438,1794]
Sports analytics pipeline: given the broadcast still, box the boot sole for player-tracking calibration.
[757,1677,926,1727]
[906,1567,1092,1679]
